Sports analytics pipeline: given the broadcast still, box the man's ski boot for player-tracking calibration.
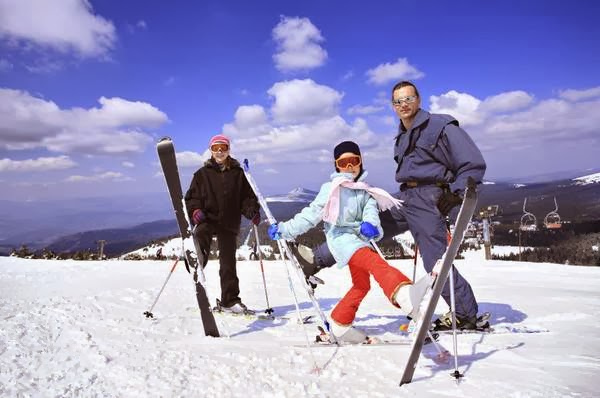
[432,311,491,331]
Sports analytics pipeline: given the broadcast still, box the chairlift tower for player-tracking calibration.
[519,198,537,261]
[97,240,106,259]
[478,205,499,260]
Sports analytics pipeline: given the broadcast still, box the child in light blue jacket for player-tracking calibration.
[269,141,424,343]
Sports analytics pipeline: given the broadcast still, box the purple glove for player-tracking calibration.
[251,212,261,226]
[192,209,205,224]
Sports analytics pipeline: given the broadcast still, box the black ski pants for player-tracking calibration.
[194,223,241,307]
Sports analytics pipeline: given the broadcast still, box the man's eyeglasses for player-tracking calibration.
[392,95,418,106]
[210,143,229,152]
[335,155,361,169]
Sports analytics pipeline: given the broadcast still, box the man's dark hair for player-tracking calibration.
[391,81,420,100]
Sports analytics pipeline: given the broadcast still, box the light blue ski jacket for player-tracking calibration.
[278,171,383,268]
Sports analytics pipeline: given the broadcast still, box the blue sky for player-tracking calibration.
[1,0,599,201]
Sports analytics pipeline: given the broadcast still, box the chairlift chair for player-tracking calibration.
[520,198,538,232]
[544,197,562,229]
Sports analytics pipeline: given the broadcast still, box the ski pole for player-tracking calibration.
[448,265,463,381]
[443,217,463,380]
[253,224,274,314]
[370,239,386,258]
[243,159,337,345]
[144,258,179,318]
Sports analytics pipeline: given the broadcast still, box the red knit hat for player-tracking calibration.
[209,134,230,147]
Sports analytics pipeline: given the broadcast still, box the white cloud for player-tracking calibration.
[0,0,116,59]
[429,90,484,126]
[366,58,424,85]
[479,91,534,113]
[267,79,343,124]
[226,114,383,168]
[121,161,134,168]
[136,20,147,29]
[426,86,600,156]
[220,82,599,190]
[480,97,600,148]
[176,151,205,168]
[24,60,64,74]
[233,105,269,128]
[272,16,327,72]
[430,90,535,126]
[0,88,168,154]
[222,105,270,138]
[559,86,600,102]
[347,105,384,116]
[0,155,76,172]
[220,80,395,175]
[65,171,132,183]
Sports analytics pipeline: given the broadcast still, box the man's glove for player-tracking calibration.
[268,223,281,240]
[192,209,205,224]
[437,190,463,216]
[251,212,261,226]
[360,221,379,239]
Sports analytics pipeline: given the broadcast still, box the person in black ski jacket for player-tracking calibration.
[185,134,260,313]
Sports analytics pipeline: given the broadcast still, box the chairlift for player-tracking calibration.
[520,198,537,232]
[544,197,562,229]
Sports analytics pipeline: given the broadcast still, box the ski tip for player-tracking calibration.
[158,136,173,143]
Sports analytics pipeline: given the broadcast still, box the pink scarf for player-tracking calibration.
[322,176,403,224]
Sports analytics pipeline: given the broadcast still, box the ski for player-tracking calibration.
[242,159,338,343]
[156,137,219,337]
[399,177,478,386]
[214,310,315,324]
[435,324,549,335]
[299,327,438,348]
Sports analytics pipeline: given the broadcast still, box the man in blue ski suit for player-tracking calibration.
[299,81,486,330]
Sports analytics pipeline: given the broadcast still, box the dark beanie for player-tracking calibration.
[333,140,361,159]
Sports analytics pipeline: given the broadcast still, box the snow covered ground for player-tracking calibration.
[1,249,599,397]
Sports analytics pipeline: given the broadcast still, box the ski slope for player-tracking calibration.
[1,248,598,397]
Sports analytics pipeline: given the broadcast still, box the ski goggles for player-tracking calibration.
[335,155,361,169]
[392,95,418,106]
[210,143,229,152]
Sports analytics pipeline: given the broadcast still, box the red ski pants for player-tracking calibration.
[331,247,411,326]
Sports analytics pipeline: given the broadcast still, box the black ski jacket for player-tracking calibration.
[185,157,259,233]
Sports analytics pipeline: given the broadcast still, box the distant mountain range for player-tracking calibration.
[1,171,599,256]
